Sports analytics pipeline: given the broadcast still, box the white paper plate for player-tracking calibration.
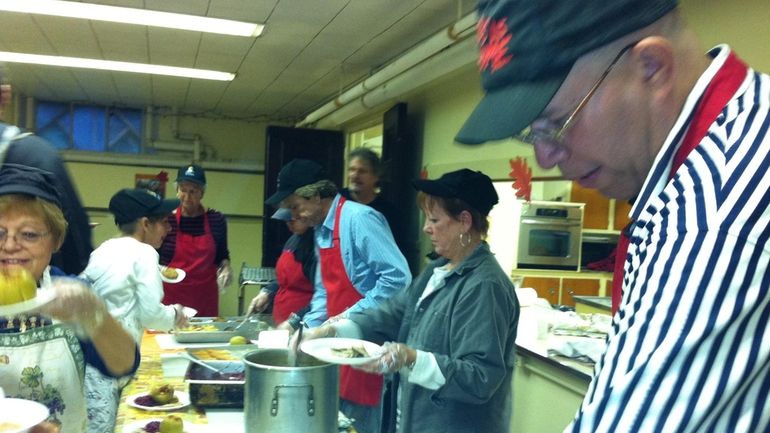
[0,289,56,316]
[159,266,186,284]
[122,418,207,433]
[0,398,49,433]
[300,337,381,366]
[126,390,190,411]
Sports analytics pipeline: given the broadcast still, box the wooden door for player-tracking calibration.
[560,279,600,307]
[522,277,560,305]
[262,126,344,267]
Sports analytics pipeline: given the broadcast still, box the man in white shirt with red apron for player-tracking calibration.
[456,0,770,431]
[266,159,411,433]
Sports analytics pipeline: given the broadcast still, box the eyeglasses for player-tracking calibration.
[517,41,639,146]
[0,229,51,246]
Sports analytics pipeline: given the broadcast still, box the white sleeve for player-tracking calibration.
[134,247,176,332]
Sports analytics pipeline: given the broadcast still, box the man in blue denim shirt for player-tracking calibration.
[266,158,411,433]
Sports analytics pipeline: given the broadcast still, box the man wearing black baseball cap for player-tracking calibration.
[457,1,770,432]
[267,158,411,433]
[158,164,232,317]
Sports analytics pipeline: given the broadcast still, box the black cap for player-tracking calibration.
[109,188,180,225]
[176,164,206,186]
[455,0,677,144]
[265,159,326,206]
[412,169,498,216]
[0,163,62,207]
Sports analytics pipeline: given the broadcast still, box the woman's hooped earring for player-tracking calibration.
[459,232,471,247]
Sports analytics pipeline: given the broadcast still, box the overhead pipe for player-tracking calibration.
[315,36,477,128]
[296,11,478,127]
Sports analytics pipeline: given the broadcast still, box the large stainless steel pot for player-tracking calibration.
[244,348,339,433]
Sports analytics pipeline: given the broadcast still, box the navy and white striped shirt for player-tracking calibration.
[569,46,770,433]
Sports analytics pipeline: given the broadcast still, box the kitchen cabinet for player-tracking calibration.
[522,277,560,305]
[514,270,611,306]
[511,349,589,433]
[561,279,600,307]
[570,183,631,231]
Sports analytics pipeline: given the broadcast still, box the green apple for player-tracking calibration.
[149,383,176,405]
[159,414,184,433]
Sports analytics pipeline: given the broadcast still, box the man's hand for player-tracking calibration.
[248,291,270,314]
[216,262,233,294]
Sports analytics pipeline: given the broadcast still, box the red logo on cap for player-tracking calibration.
[477,17,512,72]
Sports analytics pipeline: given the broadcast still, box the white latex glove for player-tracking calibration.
[358,341,414,374]
[39,277,107,337]
[216,263,232,295]
[172,304,190,329]
[248,291,271,314]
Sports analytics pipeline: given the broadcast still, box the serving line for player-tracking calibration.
[115,331,358,433]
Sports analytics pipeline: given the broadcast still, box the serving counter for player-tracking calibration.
[511,304,602,433]
[114,332,356,433]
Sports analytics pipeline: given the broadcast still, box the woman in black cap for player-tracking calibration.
[0,164,139,433]
[301,168,520,433]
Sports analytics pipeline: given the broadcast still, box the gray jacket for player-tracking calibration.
[351,242,519,433]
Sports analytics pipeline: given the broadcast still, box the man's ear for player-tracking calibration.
[634,37,675,95]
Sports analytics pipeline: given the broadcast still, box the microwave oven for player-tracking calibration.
[516,201,584,271]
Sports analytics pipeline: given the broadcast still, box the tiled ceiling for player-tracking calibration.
[0,0,478,124]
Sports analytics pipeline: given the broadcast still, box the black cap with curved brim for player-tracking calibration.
[109,188,180,225]
[177,164,206,186]
[0,163,62,207]
[265,159,327,206]
[455,0,678,145]
[412,169,498,217]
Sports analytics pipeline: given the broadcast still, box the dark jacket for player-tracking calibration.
[351,242,520,433]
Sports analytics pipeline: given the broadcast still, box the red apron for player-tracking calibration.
[272,248,314,324]
[611,52,748,314]
[163,209,219,317]
[319,197,383,406]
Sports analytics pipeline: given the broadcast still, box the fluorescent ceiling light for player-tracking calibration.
[0,51,235,81]
[0,0,264,37]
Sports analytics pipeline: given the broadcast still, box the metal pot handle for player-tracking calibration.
[271,384,315,416]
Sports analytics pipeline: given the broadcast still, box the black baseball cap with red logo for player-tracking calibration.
[455,0,677,145]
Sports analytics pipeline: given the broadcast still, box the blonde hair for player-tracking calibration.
[0,194,67,250]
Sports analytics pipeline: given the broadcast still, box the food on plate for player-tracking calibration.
[146,383,178,405]
[161,267,179,280]
[331,345,370,358]
[159,415,184,433]
[228,335,248,345]
[0,422,23,433]
[0,267,36,305]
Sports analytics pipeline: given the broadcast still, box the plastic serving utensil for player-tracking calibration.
[179,352,224,374]
[233,313,252,331]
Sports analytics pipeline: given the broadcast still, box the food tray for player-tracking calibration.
[186,345,255,362]
[173,318,271,343]
[185,360,245,408]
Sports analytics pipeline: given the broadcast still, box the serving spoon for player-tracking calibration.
[178,352,225,374]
